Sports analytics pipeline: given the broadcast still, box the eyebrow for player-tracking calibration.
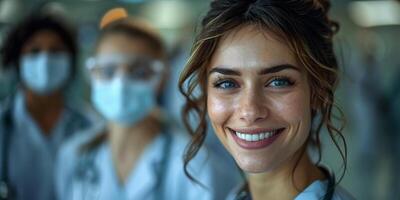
[259,64,299,74]
[208,64,299,76]
[208,67,241,76]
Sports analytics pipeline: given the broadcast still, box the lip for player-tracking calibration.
[230,127,281,134]
[228,127,285,150]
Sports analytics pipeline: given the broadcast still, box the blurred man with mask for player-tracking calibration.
[0,11,99,200]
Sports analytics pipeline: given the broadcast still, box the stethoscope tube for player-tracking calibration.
[0,97,15,200]
[234,167,336,200]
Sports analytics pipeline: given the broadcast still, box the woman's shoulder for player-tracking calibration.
[55,127,105,199]
[0,99,9,130]
[58,127,104,165]
[64,100,105,131]
[0,93,15,121]
[56,127,105,176]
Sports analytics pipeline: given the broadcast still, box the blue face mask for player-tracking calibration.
[20,52,71,95]
[91,77,157,126]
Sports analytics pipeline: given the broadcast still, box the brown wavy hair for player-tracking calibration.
[179,0,346,185]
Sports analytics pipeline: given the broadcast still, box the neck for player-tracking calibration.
[108,109,162,184]
[24,89,64,135]
[25,89,64,112]
[248,148,325,200]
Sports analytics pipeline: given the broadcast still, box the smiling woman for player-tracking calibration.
[207,27,312,174]
[179,0,354,200]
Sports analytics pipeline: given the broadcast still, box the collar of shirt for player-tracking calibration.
[12,90,72,150]
[294,180,329,200]
[230,180,330,200]
[95,132,169,199]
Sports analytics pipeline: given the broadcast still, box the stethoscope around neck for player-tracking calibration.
[0,98,16,200]
[235,166,336,200]
[75,130,172,200]
[0,91,87,200]
[0,141,14,200]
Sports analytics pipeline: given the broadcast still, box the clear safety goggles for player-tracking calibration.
[86,54,163,82]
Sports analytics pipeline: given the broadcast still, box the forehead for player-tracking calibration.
[209,25,297,70]
[24,30,65,47]
[97,33,159,58]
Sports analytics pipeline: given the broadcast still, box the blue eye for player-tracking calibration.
[268,78,293,88]
[214,80,238,89]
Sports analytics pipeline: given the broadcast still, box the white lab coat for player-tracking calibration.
[0,91,99,200]
[227,177,355,200]
[56,128,243,200]
[295,180,355,200]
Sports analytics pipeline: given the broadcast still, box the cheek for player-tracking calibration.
[207,94,233,125]
[276,96,310,122]
[207,93,236,151]
[272,88,312,150]
[270,86,311,125]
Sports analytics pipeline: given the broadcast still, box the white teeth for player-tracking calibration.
[245,134,251,141]
[234,130,278,142]
[252,134,259,141]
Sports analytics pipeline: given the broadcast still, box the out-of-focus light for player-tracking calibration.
[118,0,144,2]
[140,1,192,29]
[0,0,21,23]
[42,2,67,16]
[349,1,400,27]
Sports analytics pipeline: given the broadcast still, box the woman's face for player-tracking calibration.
[95,33,164,90]
[89,33,165,126]
[207,25,312,173]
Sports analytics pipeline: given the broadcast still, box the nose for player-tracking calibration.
[114,64,130,79]
[238,88,268,124]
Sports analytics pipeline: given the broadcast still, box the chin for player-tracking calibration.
[240,165,268,174]
[233,153,276,173]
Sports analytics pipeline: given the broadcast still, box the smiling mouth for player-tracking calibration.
[228,127,285,149]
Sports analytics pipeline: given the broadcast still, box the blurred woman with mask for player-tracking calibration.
[0,12,98,200]
[56,9,241,200]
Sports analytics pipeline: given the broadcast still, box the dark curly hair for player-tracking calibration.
[179,0,346,190]
[0,11,77,81]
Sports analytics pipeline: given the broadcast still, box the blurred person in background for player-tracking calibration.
[389,63,400,200]
[388,64,400,200]
[388,1,400,198]
[348,28,400,200]
[179,0,354,199]
[56,9,241,200]
[0,11,99,200]
[348,30,386,200]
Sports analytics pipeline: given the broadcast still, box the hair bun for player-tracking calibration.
[316,0,331,12]
[100,7,128,29]
[314,0,340,35]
